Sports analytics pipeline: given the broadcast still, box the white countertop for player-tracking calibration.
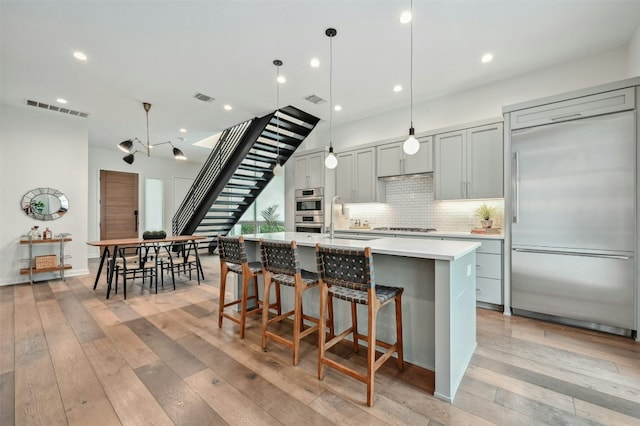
[333,228,504,240]
[242,232,480,261]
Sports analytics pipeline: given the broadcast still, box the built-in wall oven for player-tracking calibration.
[295,188,324,233]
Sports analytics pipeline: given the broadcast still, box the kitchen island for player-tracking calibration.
[241,232,480,402]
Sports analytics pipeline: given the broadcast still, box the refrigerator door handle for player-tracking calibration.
[512,151,519,223]
[513,247,631,260]
[550,113,582,121]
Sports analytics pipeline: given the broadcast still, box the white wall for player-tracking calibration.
[87,146,202,258]
[311,47,631,149]
[0,104,89,285]
[630,26,640,76]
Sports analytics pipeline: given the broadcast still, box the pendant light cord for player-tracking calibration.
[329,34,333,149]
[146,107,151,156]
[410,0,414,129]
[276,64,280,159]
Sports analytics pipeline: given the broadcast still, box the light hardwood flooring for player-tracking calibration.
[1,254,640,425]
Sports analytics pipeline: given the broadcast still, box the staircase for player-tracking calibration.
[172,105,320,253]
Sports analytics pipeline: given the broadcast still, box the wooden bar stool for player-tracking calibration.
[217,235,279,339]
[315,244,404,407]
[259,239,331,366]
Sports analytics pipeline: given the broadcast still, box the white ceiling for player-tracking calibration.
[2,0,640,162]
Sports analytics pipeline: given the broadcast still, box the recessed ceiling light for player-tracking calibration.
[400,11,412,24]
[393,85,403,93]
[334,105,342,111]
[73,51,87,61]
[179,128,187,133]
[310,58,320,67]
[481,53,493,63]
[277,75,286,84]
[56,98,68,104]
[224,104,232,111]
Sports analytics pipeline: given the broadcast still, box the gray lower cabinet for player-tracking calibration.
[445,237,503,306]
[334,231,504,307]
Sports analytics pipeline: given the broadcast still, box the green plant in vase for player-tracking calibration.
[475,203,496,228]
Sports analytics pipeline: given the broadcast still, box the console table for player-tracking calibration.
[20,234,72,284]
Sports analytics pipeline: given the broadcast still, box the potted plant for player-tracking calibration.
[475,203,496,228]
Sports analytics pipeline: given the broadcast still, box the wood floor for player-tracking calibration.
[1,254,640,425]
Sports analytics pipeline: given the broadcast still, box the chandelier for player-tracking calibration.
[118,102,187,164]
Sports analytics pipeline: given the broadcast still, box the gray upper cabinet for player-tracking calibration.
[336,147,376,202]
[294,151,325,189]
[377,137,433,177]
[435,122,503,200]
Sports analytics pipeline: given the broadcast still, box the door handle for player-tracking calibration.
[550,113,582,121]
[513,248,631,260]
[134,210,139,232]
[513,151,519,224]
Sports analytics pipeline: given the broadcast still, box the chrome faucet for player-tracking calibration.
[330,195,344,239]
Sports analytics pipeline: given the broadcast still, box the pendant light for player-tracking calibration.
[272,59,284,177]
[324,27,338,170]
[402,0,420,156]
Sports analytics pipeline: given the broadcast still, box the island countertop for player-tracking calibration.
[241,232,480,261]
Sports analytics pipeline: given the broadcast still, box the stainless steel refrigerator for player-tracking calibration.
[511,110,636,335]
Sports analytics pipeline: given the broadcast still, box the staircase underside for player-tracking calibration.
[172,106,320,252]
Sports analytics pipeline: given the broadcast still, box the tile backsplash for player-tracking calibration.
[345,175,504,231]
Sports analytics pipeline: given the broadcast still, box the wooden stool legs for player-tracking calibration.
[218,263,265,339]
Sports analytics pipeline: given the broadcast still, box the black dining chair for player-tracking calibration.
[113,244,158,299]
[158,240,201,289]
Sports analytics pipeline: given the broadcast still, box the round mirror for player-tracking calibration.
[21,188,69,221]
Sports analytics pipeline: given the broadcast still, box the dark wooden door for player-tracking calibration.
[100,170,139,241]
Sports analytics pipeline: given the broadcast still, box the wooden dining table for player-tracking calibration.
[87,235,206,299]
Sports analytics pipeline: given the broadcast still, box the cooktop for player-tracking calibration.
[372,227,438,233]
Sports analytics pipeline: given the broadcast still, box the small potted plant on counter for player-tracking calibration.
[475,203,496,228]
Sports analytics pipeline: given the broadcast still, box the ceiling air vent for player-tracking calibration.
[26,100,90,118]
[304,94,326,105]
[194,92,215,103]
